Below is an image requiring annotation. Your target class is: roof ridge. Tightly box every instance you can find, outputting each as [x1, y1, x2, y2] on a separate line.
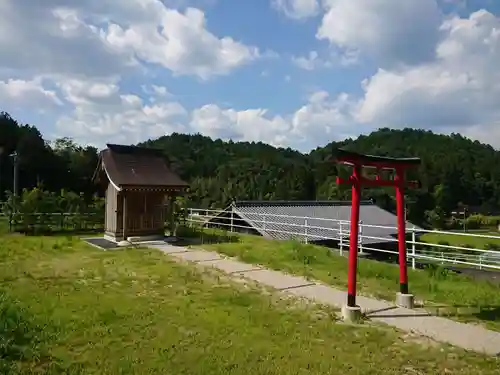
[106, 144, 165, 157]
[234, 200, 374, 207]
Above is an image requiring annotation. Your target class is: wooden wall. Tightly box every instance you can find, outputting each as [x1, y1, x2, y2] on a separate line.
[105, 186, 174, 240]
[105, 186, 118, 236]
[123, 191, 166, 237]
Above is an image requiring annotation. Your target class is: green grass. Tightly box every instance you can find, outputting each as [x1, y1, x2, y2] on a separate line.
[198, 231, 500, 332]
[421, 231, 500, 249]
[0, 216, 10, 234]
[1, 235, 499, 374]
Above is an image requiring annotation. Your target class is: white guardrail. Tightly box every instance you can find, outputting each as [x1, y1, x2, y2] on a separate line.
[185, 207, 500, 271]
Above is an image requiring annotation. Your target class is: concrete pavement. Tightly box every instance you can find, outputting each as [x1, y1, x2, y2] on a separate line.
[148, 242, 500, 356]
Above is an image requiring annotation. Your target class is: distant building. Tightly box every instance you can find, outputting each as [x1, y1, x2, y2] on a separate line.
[205, 200, 422, 249]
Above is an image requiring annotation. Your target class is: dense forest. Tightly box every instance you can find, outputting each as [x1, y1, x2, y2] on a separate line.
[2, 111, 500, 227]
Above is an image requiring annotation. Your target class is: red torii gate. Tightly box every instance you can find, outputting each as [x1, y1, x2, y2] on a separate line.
[333, 149, 421, 319]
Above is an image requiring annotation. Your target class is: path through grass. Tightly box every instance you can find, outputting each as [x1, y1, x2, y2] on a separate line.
[1, 234, 499, 374]
[199, 232, 500, 332]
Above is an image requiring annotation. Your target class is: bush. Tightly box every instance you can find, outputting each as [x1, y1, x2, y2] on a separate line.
[448, 217, 463, 230]
[460, 243, 477, 255]
[424, 263, 451, 280]
[484, 243, 500, 251]
[465, 214, 498, 229]
[425, 209, 446, 229]
[465, 215, 482, 229]
[1, 187, 104, 234]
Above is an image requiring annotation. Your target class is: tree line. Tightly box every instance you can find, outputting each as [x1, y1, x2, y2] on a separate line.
[2, 111, 500, 227]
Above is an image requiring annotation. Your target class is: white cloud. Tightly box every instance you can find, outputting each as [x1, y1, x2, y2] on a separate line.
[0, 0, 260, 80]
[102, 6, 260, 80]
[55, 80, 188, 145]
[0, 78, 62, 109]
[190, 104, 292, 147]
[292, 51, 332, 70]
[317, 0, 442, 67]
[272, 0, 319, 19]
[291, 91, 359, 146]
[151, 85, 170, 97]
[277, 8, 500, 149]
[3, 1, 500, 152]
[0, 0, 272, 146]
[57, 78, 121, 106]
[0, 2, 134, 79]
[354, 9, 500, 147]
[189, 90, 363, 150]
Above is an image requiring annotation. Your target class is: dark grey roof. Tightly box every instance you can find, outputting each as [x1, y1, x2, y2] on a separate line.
[218, 200, 421, 245]
[93, 144, 188, 190]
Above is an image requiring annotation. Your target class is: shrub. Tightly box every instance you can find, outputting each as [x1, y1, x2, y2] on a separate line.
[484, 243, 500, 251]
[424, 263, 451, 280]
[465, 215, 482, 229]
[1, 187, 104, 234]
[465, 214, 498, 229]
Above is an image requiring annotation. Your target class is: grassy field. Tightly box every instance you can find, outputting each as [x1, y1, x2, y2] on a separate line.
[421, 230, 500, 249]
[197, 230, 500, 332]
[0, 215, 9, 234]
[1, 235, 499, 374]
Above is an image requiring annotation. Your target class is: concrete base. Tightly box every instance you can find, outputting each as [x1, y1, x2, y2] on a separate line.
[104, 233, 120, 243]
[103, 234, 165, 244]
[396, 292, 415, 309]
[127, 234, 165, 243]
[342, 305, 362, 323]
[117, 240, 131, 247]
[104, 232, 165, 243]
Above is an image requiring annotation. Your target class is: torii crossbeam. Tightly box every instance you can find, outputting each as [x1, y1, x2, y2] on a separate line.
[333, 148, 421, 319]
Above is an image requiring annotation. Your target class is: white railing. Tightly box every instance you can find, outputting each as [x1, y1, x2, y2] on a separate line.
[184, 207, 500, 271]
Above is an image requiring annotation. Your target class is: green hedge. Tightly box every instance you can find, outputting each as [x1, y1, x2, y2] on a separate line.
[1, 188, 104, 234]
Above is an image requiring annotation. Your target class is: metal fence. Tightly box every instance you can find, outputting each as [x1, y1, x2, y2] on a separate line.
[0, 212, 104, 233]
[185, 207, 500, 271]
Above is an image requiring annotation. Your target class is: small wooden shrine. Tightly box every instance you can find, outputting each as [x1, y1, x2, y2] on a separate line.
[93, 144, 188, 242]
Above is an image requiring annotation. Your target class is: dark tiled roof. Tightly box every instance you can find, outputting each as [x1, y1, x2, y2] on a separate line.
[219, 200, 421, 245]
[95, 144, 188, 190]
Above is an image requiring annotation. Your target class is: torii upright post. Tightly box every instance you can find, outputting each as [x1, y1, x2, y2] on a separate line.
[334, 149, 420, 321]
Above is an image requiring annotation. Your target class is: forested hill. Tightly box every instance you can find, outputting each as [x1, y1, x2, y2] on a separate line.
[141, 128, 500, 225]
[309, 128, 500, 224]
[2, 111, 500, 225]
[139, 133, 316, 207]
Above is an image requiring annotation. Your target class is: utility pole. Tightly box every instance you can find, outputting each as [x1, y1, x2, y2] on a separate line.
[0, 146, 3, 202]
[463, 207, 467, 233]
[10, 151, 19, 210]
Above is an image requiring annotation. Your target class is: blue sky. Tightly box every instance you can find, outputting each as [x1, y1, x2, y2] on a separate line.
[1, 0, 500, 152]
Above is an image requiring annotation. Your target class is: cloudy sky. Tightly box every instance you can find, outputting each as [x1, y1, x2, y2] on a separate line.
[1, 0, 500, 151]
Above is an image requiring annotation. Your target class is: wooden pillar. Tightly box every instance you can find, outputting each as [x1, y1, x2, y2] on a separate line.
[168, 194, 176, 236]
[122, 192, 127, 241]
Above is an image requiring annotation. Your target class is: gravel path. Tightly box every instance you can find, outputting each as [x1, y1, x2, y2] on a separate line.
[147, 241, 500, 356]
